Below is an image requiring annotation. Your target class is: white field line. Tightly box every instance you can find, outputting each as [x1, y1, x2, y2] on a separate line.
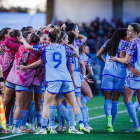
[0, 133, 25, 139]
[0, 102, 126, 140]
[88, 102, 124, 110]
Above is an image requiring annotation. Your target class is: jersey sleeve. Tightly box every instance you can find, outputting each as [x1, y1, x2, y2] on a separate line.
[33, 43, 48, 53]
[65, 45, 74, 57]
[126, 39, 139, 56]
[86, 57, 91, 67]
[75, 40, 83, 48]
[102, 39, 110, 48]
[4, 39, 20, 51]
[67, 57, 74, 65]
[120, 41, 128, 52]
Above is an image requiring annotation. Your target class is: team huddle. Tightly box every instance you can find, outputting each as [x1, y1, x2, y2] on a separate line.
[0, 22, 140, 135]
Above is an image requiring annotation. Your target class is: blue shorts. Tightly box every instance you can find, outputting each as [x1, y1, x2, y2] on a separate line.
[125, 79, 140, 90]
[5, 81, 28, 91]
[28, 83, 44, 94]
[34, 84, 43, 94]
[59, 92, 64, 99]
[46, 81, 74, 94]
[101, 75, 125, 92]
[75, 87, 82, 97]
[41, 81, 47, 91]
[27, 84, 34, 93]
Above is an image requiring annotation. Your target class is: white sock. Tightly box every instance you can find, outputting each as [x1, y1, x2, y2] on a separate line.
[30, 124, 35, 130]
[70, 126, 75, 129]
[20, 126, 26, 130]
[13, 127, 19, 132]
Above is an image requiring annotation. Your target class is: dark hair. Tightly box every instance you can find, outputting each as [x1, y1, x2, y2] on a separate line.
[37, 31, 46, 37]
[9, 30, 21, 38]
[57, 32, 67, 43]
[63, 22, 76, 33]
[67, 32, 75, 44]
[130, 23, 140, 34]
[104, 28, 127, 56]
[49, 26, 61, 43]
[29, 33, 40, 44]
[25, 26, 33, 31]
[22, 31, 31, 38]
[21, 27, 26, 33]
[0, 27, 11, 40]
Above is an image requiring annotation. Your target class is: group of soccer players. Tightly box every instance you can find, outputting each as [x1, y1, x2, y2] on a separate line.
[0, 21, 140, 135]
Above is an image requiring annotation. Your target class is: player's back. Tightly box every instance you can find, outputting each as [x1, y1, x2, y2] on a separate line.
[43, 43, 72, 82]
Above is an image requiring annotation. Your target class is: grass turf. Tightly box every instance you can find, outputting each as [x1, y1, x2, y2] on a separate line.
[1, 96, 140, 140]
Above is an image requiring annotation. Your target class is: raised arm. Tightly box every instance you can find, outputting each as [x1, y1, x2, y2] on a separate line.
[77, 34, 87, 44]
[20, 38, 33, 50]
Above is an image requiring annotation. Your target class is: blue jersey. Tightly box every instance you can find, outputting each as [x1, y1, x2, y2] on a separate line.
[102, 39, 128, 79]
[126, 38, 140, 81]
[68, 40, 82, 87]
[33, 43, 74, 82]
[78, 53, 91, 73]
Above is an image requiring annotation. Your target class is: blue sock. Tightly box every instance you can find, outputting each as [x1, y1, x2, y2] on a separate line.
[41, 117, 48, 130]
[20, 111, 29, 128]
[139, 109, 140, 126]
[57, 103, 69, 123]
[80, 106, 88, 127]
[81, 96, 90, 106]
[126, 102, 139, 128]
[75, 113, 83, 124]
[83, 106, 89, 125]
[9, 113, 13, 126]
[62, 117, 65, 126]
[57, 109, 62, 127]
[41, 99, 44, 110]
[13, 118, 20, 128]
[104, 99, 111, 116]
[67, 105, 74, 127]
[134, 101, 139, 112]
[36, 111, 42, 127]
[62, 100, 67, 107]
[49, 105, 56, 127]
[111, 101, 118, 126]
[29, 101, 36, 124]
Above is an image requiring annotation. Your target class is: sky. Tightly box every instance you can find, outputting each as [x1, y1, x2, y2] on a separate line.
[2, 0, 46, 11]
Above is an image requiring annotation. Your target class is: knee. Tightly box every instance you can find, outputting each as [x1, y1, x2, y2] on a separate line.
[3, 99, 9, 107]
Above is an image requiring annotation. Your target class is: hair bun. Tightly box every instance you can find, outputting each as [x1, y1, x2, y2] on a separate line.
[65, 22, 70, 27]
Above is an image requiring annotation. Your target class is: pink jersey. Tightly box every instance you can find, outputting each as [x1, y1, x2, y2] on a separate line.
[32, 54, 45, 86]
[7, 45, 38, 87]
[0, 37, 20, 79]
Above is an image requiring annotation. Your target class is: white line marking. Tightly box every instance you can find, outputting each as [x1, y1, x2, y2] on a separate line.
[88, 102, 124, 110]
[0, 104, 126, 139]
[0, 133, 25, 139]
[76, 109, 127, 123]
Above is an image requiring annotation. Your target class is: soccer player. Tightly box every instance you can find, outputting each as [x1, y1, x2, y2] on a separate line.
[96, 28, 129, 132]
[20, 26, 89, 134]
[110, 23, 140, 132]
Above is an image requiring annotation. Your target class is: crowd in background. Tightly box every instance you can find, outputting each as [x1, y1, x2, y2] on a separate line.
[56, 17, 140, 95]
